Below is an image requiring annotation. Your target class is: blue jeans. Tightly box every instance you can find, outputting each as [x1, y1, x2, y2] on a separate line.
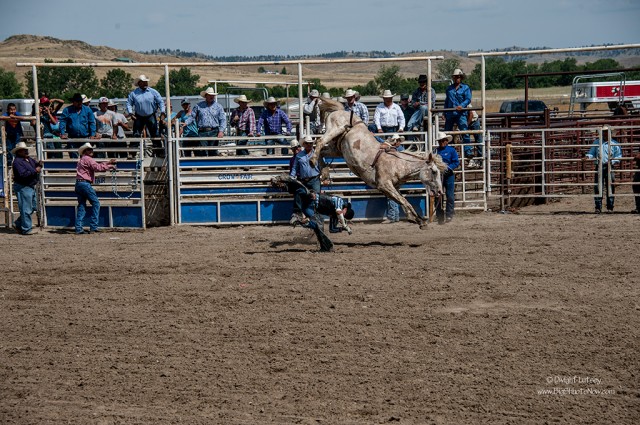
[75, 181, 101, 232]
[445, 113, 471, 158]
[66, 140, 83, 159]
[386, 199, 399, 221]
[436, 170, 455, 220]
[5, 134, 20, 164]
[236, 130, 250, 156]
[407, 104, 429, 130]
[197, 128, 219, 157]
[633, 171, 640, 212]
[368, 124, 399, 143]
[293, 176, 321, 214]
[45, 137, 63, 159]
[13, 183, 36, 233]
[594, 165, 615, 211]
[468, 119, 484, 158]
[266, 137, 288, 155]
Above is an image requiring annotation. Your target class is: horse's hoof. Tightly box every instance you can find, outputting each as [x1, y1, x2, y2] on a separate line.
[419, 223, 428, 230]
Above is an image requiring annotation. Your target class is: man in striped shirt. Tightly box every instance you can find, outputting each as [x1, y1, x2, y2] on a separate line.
[342, 89, 369, 124]
[186, 87, 227, 157]
[230, 95, 256, 156]
[257, 97, 292, 155]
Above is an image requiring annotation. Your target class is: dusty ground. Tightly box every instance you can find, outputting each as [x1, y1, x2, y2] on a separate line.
[1, 196, 639, 424]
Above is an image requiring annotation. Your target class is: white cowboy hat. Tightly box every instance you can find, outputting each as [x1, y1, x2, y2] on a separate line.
[200, 87, 218, 97]
[436, 131, 453, 142]
[302, 135, 314, 144]
[234, 95, 251, 104]
[290, 139, 301, 148]
[81, 94, 91, 104]
[344, 89, 357, 98]
[321, 92, 331, 99]
[11, 141, 29, 155]
[107, 100, 117, 107]
[309, 89, 320, 98]
[380, 89, 395, 98]
[263, 96, 278, 107]
[388, 133, 405, 143]
[78, 142, 95, 155]
[452, 68, 465, 77]
[134, 74, 150, 84]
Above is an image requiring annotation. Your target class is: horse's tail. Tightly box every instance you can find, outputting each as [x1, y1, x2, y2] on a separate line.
[320, 98, 344, 114]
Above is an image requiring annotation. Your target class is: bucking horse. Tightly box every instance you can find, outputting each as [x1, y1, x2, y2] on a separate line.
[310, 98, 446, 228]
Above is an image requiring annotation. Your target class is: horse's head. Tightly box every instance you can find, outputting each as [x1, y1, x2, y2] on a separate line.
[420, 153, 445, 196]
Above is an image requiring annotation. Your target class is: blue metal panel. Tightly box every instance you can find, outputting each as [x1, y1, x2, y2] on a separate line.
[180, 182, 424, 196]
[45, 161, 139, 171]
[45, 191, 141, 199]
[352, 197, 388, 220]
[181, 202, 218, 223]
[111, 207, 143, 228]
[45, 206, 75, 227]
[406, 196, 427, 217]
[260, 200, 294, 222]
[219, 202, 258, 222]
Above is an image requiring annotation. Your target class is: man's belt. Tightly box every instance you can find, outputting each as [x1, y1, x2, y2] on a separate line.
[198, 127, 218, 133]
[76, 179, 91, 183]
[301, 175, 319, 183]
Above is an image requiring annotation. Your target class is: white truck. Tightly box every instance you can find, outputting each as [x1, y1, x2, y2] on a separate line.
[570, 74, 640, 115]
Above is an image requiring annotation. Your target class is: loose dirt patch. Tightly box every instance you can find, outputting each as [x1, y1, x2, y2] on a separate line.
[1, 197, 639, 424]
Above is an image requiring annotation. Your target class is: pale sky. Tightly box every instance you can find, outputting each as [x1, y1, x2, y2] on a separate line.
[0, 0, 638, 57]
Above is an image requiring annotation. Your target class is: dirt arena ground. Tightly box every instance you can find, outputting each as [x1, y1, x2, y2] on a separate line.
[1, 196, 639, 424]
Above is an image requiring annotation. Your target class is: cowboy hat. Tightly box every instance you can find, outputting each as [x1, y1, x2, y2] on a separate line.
[388, 133, 405, 143]
[81, 94, 91, 104]
[290, 139, 301, 148]
[11, 141, 29, 155]
[234, 94, 251, 104]
[180, 97, 190, 105]
[70, 93, 84, 103]
[302, 135, 314, 144]
[380, 89, 395, 98]
[417, 74, 428, 83]
[263, 96, 278, 107]
[134, 74, 150, 84]
[321, 92, 331, 99]
[308, 89, 320, 98]
[436, 131, 453, 142]
[200, 87, 218, 97]
[452, 69, 465, 77]
[78, 142, 95, 155]
[344, 89, 357, 98]
[107, 100, 117, 107]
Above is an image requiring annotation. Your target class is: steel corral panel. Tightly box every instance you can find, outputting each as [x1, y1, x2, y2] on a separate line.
[111, 207, 144, 228]
[181, 202, 218, 223]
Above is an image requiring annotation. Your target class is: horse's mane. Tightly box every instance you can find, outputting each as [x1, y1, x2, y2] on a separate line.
[431, 153, 447, 172]
[319, 97, 345, 114]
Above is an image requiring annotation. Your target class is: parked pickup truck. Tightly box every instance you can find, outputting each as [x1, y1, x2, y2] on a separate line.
[499, 100, 548, 113]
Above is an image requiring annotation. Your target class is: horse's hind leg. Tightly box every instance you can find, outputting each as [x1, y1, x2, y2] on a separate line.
[378, 183, 426, 228]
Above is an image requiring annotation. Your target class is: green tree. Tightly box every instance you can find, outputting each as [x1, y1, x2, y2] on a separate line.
[281, 67, 287, 75]
[25, 59, 99, 100]
[99, 68, 132, 98]
[258, 66, 266, 73]
[154, 67, 202, 96]
[436, 58, 460, 80]
[373, 65, 403, 94]
[0, 69, 23, 98]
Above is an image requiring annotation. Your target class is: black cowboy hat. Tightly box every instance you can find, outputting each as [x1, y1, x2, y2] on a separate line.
[417, 74, 428, 83]
[70, 93, 83, 102]
[344, 202, 354, 220]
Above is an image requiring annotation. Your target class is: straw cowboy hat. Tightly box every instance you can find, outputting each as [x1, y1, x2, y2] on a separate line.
[452, 69, 465, 78]
[234, 95, 251, 104]
[302, 135, 314, 144]
[380, 89, 395, 98]
[436, 131, 453, 142]
[263, 96, 278, 107]
[290, 139, 301, 148]
[308, 89, 320, 98]
[107, 100, 117, 107]
[344, 89, 357, 98]
[81, 94, 91, 104]
[11, 141, 29, 155]
[134, 74, 150, 84]
[200, 87, 218, 97]
[388, 133, 405, 143]
[321, 92, 331, 99]
[78, 143, 95, 155]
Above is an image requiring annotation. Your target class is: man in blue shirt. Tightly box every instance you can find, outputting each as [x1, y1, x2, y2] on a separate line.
[126, 74, 165, 154]
[59, 93, 97, 159]
[11, 141, 42, 235]
[185, 87, 227, 157]
[407, 74, 437, 132]
[582, 125, 623, 213]
[257, 97, 292, 155]
[434, 131, 460, 224]
[290, 136, 321, 223]
[444, 69, 473, 160]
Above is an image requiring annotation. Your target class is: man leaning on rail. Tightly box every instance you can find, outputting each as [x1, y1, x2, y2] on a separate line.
[582, 125, 622, 214]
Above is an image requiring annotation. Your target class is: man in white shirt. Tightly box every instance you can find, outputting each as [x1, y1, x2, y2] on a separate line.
[370, 90, 405, 142]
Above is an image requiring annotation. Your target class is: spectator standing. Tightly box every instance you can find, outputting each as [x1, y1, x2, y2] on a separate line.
[582, 125, 622, 213]
[257, 97, 292, 155]
[434, 131, 460, 224]
[343, 89, 369, 124]
[126, 74, 165, 152]
[173, 98, 198, 156]
[39, 96, 63, 159]
[371, 90, 405, 140]
[107, 101, 130, 140]
[290, 135, 321, 223]
[466, 104, 483, 168]
[59, 93, 96, 159]
[632, 153, 640, 214]
[303, 89, 322, 134]
[230, 95, 256, 156]
[11, 142, 42, 235]
[185, 87, 226, 157]
[399, 94, 415, 131]
[407, 74, 437, 132]
[74, 143, 116, 234]
[1, 103, 34, 164]
[94, 97, 118, 157]
[444, 69, 472, 160]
